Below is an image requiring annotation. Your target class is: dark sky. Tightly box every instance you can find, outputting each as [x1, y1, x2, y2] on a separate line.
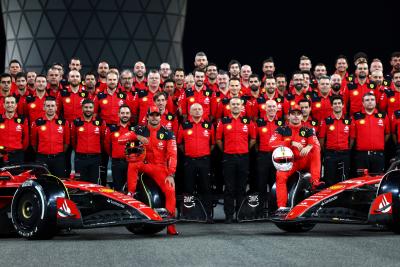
[1, 1, 396, 74]
[182, 0, 396, 76]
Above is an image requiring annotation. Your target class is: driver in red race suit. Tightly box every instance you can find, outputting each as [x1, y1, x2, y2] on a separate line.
[118, 105, 178, 235]
[269, 104, 324, 212]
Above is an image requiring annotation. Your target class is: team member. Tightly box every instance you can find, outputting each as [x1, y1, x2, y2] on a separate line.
[310, 75, 333, 122]
[0, 96, 29, 165]
[216, 97, 257, 223]
[71, 99, 106, 183]
[104, 105, 134, 191]
[180, 69, 214, 121]
[95, 70, 128, 125]
[255, 100, 284, 199]
[351, 93, 390, 174]
[177, 103, 215, 222]
[31, 96, 70, 177]
[299, 99, 319, 135]
[319, 96, 354, 185]
[269, 104, 323, 212]
[152, 92, 178, 136]
[118, 106, 178, 235]
[59, 70, 88, 122]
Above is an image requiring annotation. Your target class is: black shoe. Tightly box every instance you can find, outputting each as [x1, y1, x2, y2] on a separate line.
[225, 216, 233, 224]
[206, 217, 214, 224]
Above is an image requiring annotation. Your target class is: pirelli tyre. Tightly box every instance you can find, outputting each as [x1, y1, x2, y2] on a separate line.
[11, 176, 66, 239]
[126, 224, 166, 235]
[274, 222, 316, 233]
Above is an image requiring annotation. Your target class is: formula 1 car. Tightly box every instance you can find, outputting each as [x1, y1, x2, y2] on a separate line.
[0, 164, 175, 239]
[237, 160, 400, 234]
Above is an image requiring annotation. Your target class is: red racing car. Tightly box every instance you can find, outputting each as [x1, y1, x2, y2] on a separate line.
[0, 164, 175, 239]
[237, 160, 400, 233]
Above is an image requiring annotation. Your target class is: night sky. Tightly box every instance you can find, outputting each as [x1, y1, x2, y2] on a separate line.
[182, 0, 396, 76]
[1, 1, 397, 75]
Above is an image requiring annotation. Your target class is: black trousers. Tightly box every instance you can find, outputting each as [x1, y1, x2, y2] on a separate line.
[354, 151, 385, 174]
[323, 150, 350, 186]
[256, 151, 275, 199]
[183, 156, 212, 215]
[111, 158, 128, 191]
[7, 150, 25, 165]
[75, 153, 101, 184]
[36, 152, 66, 178]
[65, 146, 73, 177]
[222, 153, 249, 217]
[100, 151, 109, 186]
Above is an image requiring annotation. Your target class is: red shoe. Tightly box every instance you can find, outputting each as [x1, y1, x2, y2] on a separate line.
[167, 225, 179, 235]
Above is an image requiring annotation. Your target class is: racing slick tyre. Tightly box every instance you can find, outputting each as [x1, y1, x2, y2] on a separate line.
[274, 222, 316, 233]
[126, 174, 166, 235]
[11, 175, 67, 239]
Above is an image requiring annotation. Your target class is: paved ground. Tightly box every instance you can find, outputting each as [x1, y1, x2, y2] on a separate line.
[1, 222, 400, 267]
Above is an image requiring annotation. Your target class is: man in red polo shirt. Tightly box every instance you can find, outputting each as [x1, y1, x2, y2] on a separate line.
[132, 61, 147, 90]
[319, 96, 354, 185]
[269, 104, 323, 211]
[177, 103, 215, 222]
[71, 99, 106, 183]
[95, 70, 128, 125]
[180, 69, 214, 122]
[216, 97, 256, 223]
[104, 105, 134, 191]
[0, 95, 29, 165]
[31, 96, 70, 177]
[255, 100, 284, 200]
[96, 61, 109, 92]
[350, 93, 390, 174]
[310, 75, 333, 122]
[205, 63, 219, 92]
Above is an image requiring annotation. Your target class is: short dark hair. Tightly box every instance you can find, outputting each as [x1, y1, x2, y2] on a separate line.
[153, 91, 168, 102]
[249, 74, 260, 80]
[35, 74, 47, 80]
[292, 70, 304, 78]
[193, 68, 205, 75]
[8, 59, 22, 67]
[163, 79, 175, 86]
[330, 95, 343, 105]
[45, 96, 57, 102]
[0, 73, 12, 80]
[119, 104, 131, 112]
[84, 71, 97, 79]
[229, 77, 241, 83]
[174, 68, 185, 75]
[275, 73, 287, 80]
[15, 72, 27, 80]
[391, 51, 400, 60]
[362, 92, 375, 101]
[206, 63, 218, 70]
[228, 59, 241, 70]
[298, 99, 311, 106]
[82, 99, 94, 106]
[262, 57, 274, 65]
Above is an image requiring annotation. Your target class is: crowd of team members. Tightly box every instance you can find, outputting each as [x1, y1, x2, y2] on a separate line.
[1, 51, 400, 223]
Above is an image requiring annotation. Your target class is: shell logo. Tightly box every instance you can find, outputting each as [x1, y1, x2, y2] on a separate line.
[261, 104, 266, 110]
[316, 103, 321, 108]
[262, 127, 267, 133]
[226, 105, 230, 110]
[65, 98, 71, 103]
[359, 119, 365, 125]
[290, 101, 295, 106]
[187, 129, 193, 135]
[142, 97, 148, 102]
[0, 124, 5, 129]
[114, 132, 120, 137]
[353, 91, 359, 96]
[329, 185, 345, 190]
[226, 125, 232, 130]
[329, 125, 335, 131]
[189, 97, 195, 103]
[40, 126, 47, 131]
[390, 98, 395, 103]
[79, 127, 84, 132]
[30, 103, 36, 109]
[102, 99, 108, 104]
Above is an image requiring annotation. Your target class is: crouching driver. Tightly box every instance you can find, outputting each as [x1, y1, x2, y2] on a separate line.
[118, 106, 178, 235]
[269, 104, 324, 213]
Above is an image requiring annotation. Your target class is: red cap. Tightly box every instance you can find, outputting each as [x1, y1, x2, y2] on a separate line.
[147, 105, 160, 115]
[289, 104, 302, 114]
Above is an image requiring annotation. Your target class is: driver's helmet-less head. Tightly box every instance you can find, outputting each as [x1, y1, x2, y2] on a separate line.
[272, 146, 294, 171]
